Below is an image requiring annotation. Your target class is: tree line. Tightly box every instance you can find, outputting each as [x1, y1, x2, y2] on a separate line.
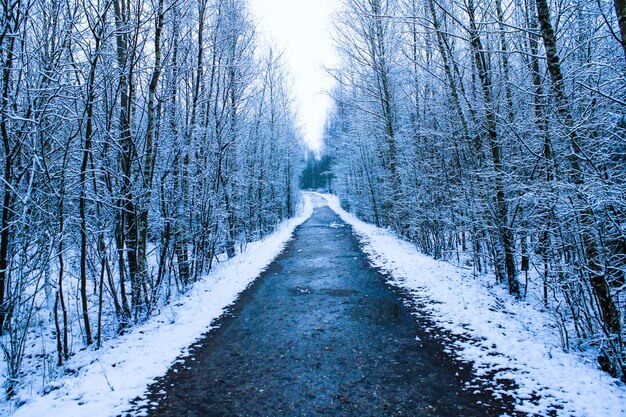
[325, 0, 626, 380]
[0, 0, 303, 395]
[300, 152, 333, 192]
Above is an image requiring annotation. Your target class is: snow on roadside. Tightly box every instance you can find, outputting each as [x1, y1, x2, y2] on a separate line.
[3, 194, 314, 417]
[320, 193, 626, 417]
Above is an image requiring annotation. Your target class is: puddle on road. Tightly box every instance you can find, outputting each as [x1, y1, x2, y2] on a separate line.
[321, 288, 359, 297]
[351, 297, 402, 322]
[289, 287, 361, 297]
[267, 262, 284, 274]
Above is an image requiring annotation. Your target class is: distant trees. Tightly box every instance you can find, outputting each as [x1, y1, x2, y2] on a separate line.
[0, 0, 303, 395]
[300, 153, 333, 191]
[327, 0, 626, 380]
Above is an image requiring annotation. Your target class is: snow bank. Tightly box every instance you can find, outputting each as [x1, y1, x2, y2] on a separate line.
[321, 193, 626, 417]
[3, 194, 314, 417]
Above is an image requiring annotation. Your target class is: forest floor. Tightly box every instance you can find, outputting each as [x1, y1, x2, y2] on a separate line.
[127, 196, 515, 417]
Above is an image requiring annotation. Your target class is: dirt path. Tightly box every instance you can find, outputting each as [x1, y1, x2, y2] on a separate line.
[130, 200, 517, 416]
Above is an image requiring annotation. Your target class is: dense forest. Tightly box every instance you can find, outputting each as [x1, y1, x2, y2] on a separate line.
[325, 0, 626, 380]
[0, 0, 303, 394]
[299, 152, 333, 191]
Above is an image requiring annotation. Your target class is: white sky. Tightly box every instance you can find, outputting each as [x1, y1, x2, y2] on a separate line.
[250, 0, 339, 151]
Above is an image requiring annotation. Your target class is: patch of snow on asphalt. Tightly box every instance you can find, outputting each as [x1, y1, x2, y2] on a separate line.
[5, 194, 313, 417]
[321, 193, 626, 417]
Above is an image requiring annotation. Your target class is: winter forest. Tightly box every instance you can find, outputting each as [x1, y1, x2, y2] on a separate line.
[0, 0, 625, 415]
[325, 0, 626, 381]
[0, 0, 302, 396]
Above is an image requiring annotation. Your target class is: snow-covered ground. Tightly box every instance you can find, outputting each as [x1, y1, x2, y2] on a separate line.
[319, 192, 626, 416]
[1, 195, 314, 417]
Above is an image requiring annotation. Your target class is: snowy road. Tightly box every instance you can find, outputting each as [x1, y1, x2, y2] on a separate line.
[130, 198, 516, 416]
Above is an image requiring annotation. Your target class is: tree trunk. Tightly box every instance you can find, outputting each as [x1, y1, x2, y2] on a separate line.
[0, 7, 18, 334]
[614, 0, 626, 61]
[466, 0, 519, 297]
[78, 11, 105, 347]
[113, 0, 144, 319]
[535, 0, 620, 334]
[370, 0, 405, 229]
[137, 0, 165, 308]
[495, 0, 514, 122]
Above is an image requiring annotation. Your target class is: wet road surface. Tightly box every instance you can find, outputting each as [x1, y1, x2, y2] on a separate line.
[131, 199, 516, 416]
